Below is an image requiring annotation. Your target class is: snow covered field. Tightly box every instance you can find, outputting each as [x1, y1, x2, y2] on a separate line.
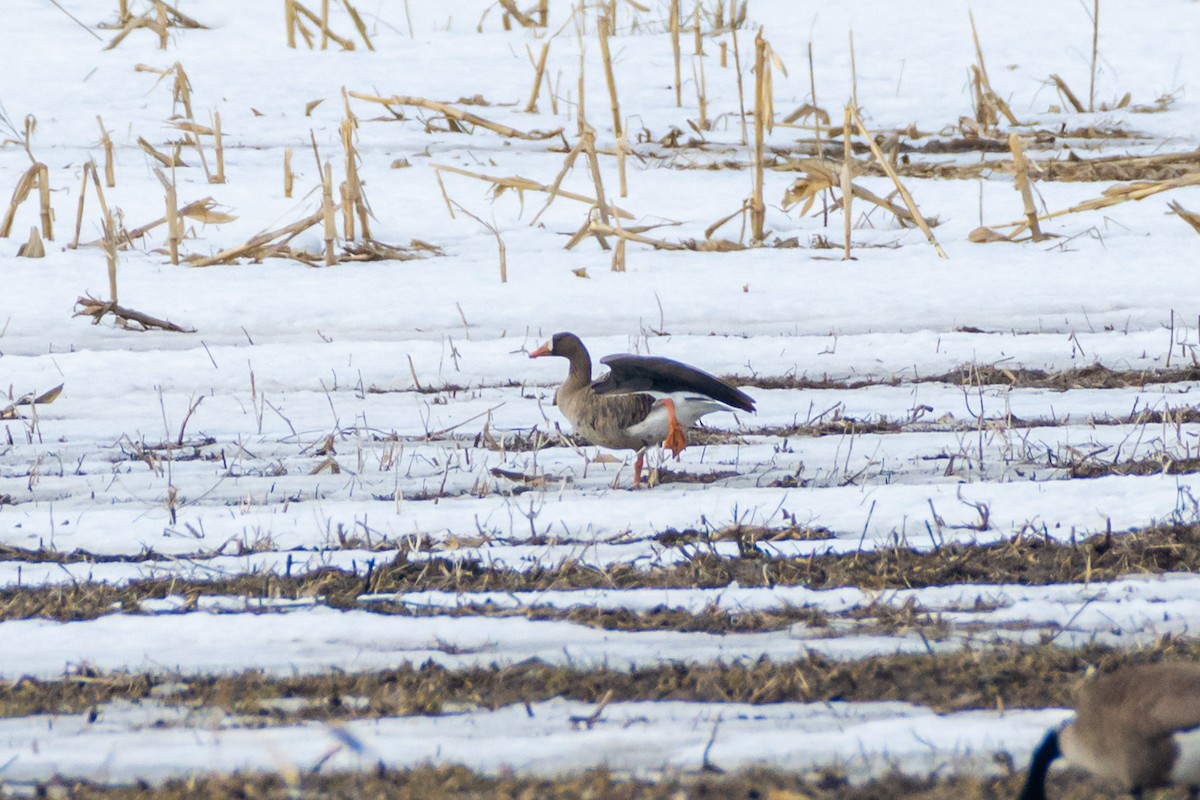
[3, 0, 1200, 795]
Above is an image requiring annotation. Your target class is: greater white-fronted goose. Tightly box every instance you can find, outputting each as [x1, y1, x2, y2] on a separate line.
[1019, 662, 1200, 800]
[529, 332, 754, 485]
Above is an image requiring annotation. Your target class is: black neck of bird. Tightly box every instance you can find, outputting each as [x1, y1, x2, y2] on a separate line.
[1018, 731, 1061, 800]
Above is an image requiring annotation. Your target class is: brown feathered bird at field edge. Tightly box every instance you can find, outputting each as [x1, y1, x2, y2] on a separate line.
[1019, 661, 1200, 800]
[529, 332, 754, 486]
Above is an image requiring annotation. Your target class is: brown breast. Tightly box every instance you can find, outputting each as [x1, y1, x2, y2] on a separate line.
[557, 382, 657, 451]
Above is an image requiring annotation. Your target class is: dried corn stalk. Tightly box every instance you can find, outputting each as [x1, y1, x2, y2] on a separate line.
[84, 197, 233, 250]
[104, 12, 168, 50]
[1049, 74, 1086, 113]
[670, 0, 682, 106]
[498, 0, 537, 28]
[1169, 201, 1200, 236]
[137, 136, 187, 168]
[525, 42, 551, 113]
[840, 105, 852, 260]
[968, 11, 1018, 128]
[1008, 133, 1045, 241]
[749, 30, 767, 242]
[849, 106, 946, 258]
[598, 13, 622, 138]
[348, 92, 564, 141]
[186, 206, 329, 267]
[97, 117, 115, 187]
[0, 163, 52, 241]
[0, 385, 64, 421]
[284, 0, 371, 50]
[339, 87, 371, 241]
[432, 163, 633, 219]
[589, 222, 745, 252]
[781, 160, 927, 229]
[992, 172, 1200, 236]
[17, 226, 44, 258]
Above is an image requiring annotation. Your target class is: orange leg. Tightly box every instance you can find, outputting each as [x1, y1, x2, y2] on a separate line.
[633, 451, 644, 486]
[661, 398, 688, 459]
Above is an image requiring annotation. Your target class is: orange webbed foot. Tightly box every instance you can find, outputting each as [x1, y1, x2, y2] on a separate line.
[664, 425, 687, 459]
[661, 398, 687, 459]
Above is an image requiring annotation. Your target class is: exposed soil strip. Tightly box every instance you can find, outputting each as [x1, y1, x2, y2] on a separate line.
[1068, 453, 1200, 479]
[359, 364, 1200, 400]
[696, 405, 1200, 443]
[735, 363, 1200, 392]
[3, 642, 1197, 726]
[1, 523, 1198, 620]
[7, 764, 1128, 800]
[0, 523, 834, 570]
[276, 401, 1200, 462]
[361, 593, 953, 640]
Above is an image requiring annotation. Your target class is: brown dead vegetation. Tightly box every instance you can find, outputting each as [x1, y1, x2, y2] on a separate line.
[651, 467, 743, 485]
[369, 362, 1200, 400]
[12, 764, 1129, 800]
[351, 92, 564, 142]
[0, 567, 983, 641]
[6, 10, 1196, 798]
[730, 402, 1200, 445]
[4, 523, 1200, 622]
[284, 0, 373, 51]
[181, 204, 439, 267]
[559, 603, 830, 633]
[367, 595, 949, 641]
[768, 137, 1200, 188]
[1069, 452, 1200, 479]
[74, 295, 194, 332]
[654, 524, 836, 547]
[735, 362, 1200, 392]
[7, 642, 1200, 731]
[101, 0, 206, 51]
[355, 601, 835, 636]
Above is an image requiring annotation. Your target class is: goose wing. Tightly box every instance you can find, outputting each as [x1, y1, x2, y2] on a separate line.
[593, 354, 755, 413]
[1078, 663, 1200, 736]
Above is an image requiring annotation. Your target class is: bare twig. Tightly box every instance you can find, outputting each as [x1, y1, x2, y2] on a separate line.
[74, 295, 194, 333]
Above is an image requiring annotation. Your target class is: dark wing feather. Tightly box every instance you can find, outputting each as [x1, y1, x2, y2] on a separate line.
[594, 354, 755, 412]
[590, 362, 655, 395]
